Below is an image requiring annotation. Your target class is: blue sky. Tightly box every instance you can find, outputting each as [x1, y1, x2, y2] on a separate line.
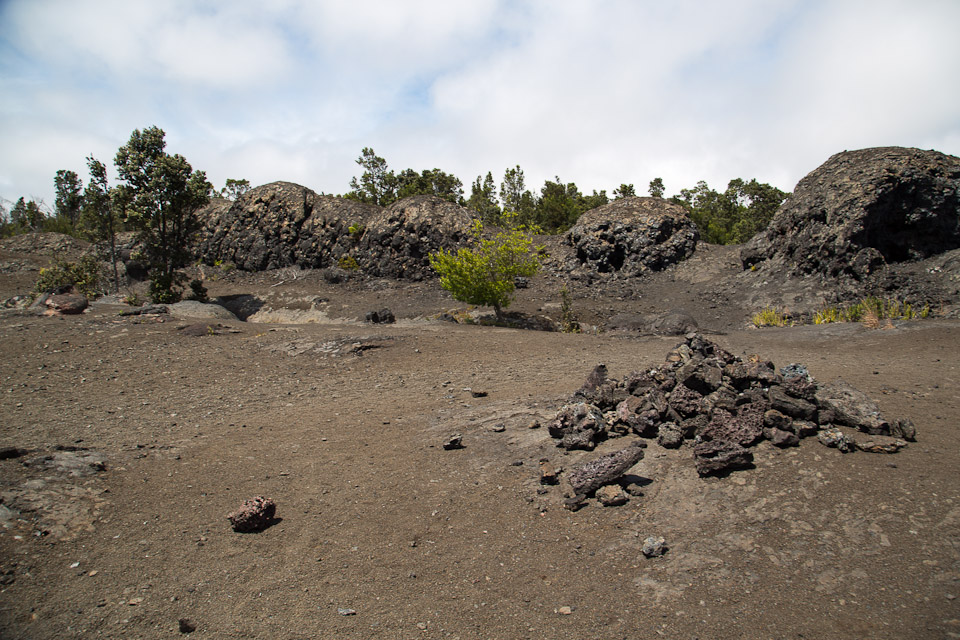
[1, 0, 958, 210]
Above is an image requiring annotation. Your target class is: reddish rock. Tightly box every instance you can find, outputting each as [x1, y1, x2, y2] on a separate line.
[45, 294, 88, 314]
[227, 496, 277, 532]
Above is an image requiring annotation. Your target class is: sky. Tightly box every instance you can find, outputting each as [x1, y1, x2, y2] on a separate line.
[1, 0, 959, 210]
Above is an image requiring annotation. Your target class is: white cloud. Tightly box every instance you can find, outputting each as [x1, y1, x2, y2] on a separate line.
[1, 0, 957, 206]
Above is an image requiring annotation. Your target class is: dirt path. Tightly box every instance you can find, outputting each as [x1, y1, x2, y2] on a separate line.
[1, 297, 958, 638]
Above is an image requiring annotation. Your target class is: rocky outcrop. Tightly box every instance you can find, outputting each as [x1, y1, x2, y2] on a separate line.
[356, 195, 473, 280]
[742, 147, 960, 281]
[565, 197, 699, 276]
[197, 185, 472, 280]
[197, 182, 380, 272]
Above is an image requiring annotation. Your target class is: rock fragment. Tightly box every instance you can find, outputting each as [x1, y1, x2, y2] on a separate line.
[596, 484, 629, 506]
[641, 536, 668, 558]
[566, 443, 646, 497]
[227, 496, 277, 533]
[442, 434, 464, 450]
[693, 440, 753, 476]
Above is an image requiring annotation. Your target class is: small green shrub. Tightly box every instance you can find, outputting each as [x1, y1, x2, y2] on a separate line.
[429, 215, 542, 319]
[751, 306, 790, 327]
[124, 293, 142, 306]
[34, 254, 103, 299]
[814, 297, 932, 325]
[559, 285, 581, 333]
[338, 255, 360, 271]
[347, 223, 365, 242]
[149, 272, 183, 304]
[185, 279, 209, 303]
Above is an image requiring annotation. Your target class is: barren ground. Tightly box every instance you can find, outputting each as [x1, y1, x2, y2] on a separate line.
[1, 241, 959, 639]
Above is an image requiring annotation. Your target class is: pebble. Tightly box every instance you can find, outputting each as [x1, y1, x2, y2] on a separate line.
[642, 536, 668, 558]
[337, 607, 357, 616]
[557, 606, 573, 615]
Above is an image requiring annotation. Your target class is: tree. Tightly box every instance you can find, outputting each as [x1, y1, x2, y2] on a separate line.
[395, 168, 464, 204]
[499, 165, 526, 214]
[536, 177, 583, 233]
[675, 178, 788, 244]
[220, 178, 251, 201]
[466, 172, 501, 224]
[54, 170, 84, 229]
[114, 126, 211, 303]
[613, 184, 636, 199]
[80, 156, 123, 293]
[648, 178, 665, 198]
[348, 147, 397, 206]
[428, 214, 542, 319]
[10, 197, 44, 232]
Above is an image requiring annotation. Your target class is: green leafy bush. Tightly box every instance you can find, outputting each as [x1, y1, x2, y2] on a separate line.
[338, 255, 360, 271]
[34, 255, 103, 299]
[751, 306, 790, 327]
[429, 216, 542, 319]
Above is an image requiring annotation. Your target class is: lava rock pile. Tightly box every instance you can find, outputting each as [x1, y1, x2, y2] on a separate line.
[547, 333, 916, 477]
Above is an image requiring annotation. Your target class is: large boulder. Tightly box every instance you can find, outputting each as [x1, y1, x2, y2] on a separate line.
[565, 197, 699, 276]
[357, 195, 473, 280]
[741, 147, 960, 281]
[197, 182, 380, 271]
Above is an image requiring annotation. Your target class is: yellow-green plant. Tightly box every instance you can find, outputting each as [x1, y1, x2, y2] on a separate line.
[429, 214, 542, 319]
[338, 255, 360, 271]
[751, 306, 790, 327]
[559, 285, 581, 333]
[814, 297, 931, 325]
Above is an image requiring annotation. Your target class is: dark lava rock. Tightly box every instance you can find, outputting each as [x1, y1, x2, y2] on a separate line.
[641, 536, 668, 558]
[565, 197, 699, 276]
[227, 496, 277, 533]
[815, 379, 889, 435]
[547, 403, 606, 450]
[693, 439, 753, 476]
[817, 428, 855, 453]
[357, 195, 473, 280]
[566, 443, 646, 496]
[442, 434, 464, 450]
[742, 147, 960, 280]
[767, 386, 817, 421]
[45, 293, 88, 314]
[365, 308, 396, 324]
[656, 422, 684, 449]
[764, 427, 800, 448]
[699, 404, 765, 448]
[198, 182, 380, 272]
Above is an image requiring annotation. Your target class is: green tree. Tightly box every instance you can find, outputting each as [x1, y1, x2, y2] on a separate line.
[348, 147, 397, 206]
[396, 168, 464, 204]
[499, 165, 527, 214]
[466, 172, 501, 224]
[536, 177, 583, 233]
[80, 156, 123, 293]
[428, 214, 542, 319]
[114, 126, 212, 303]
[54, 170, 84, 229]
[613, 184, 636, 199]
[10, 197, 44, 232]
[581, 189, 609, 212]
[648, 177, 665, 198]
[220, 178, 251, 201]
[675, 178, 788, 244]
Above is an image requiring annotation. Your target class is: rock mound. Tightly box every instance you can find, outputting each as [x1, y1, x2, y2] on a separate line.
[742, 147, 960, 280]
[356, 195, 473, 280]
[564, 197, 699, 276]
[197, 182, 380, 271]
[546, 333, 915, 477]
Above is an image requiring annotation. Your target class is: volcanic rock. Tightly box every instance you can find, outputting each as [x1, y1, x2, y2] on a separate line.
[815, 379, 889, 434]
[226, 496, 277, 532]
[566, 443, 646, 497]
[197, 182, 380, 271]
[44, 293, 88, 314]
[565, 197, 699, 275]
[741, 147, 960, 281]
[547, 403, 607, 450]
[357, 195, 473, 280]
[693, 440, 753, 476]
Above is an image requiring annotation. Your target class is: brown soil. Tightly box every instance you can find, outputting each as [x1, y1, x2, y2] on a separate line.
[1, 242, 959, 639]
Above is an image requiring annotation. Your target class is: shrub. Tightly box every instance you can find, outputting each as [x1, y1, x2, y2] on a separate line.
[559, 285, 581, 333]
[34, 254, 103, 299]
[185, 279, 209, 303]
[338, 255, 360, 271]
[751, 306, 790, 327]
[429, 216, 542, 319]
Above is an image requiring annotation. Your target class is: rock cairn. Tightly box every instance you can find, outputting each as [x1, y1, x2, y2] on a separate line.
[547, 333, 915, 477]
